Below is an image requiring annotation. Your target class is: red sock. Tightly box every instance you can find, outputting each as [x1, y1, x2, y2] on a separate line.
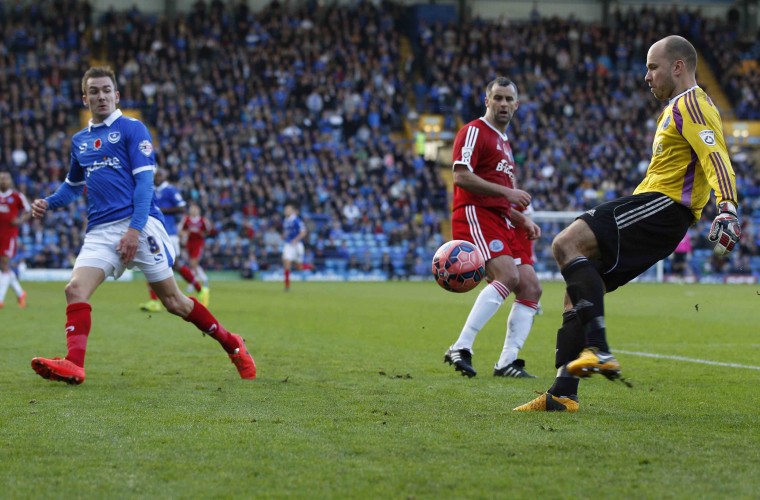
[179, 265, 202, 292]
[64, 303, 93, 367]
[183, 297, 236, 353]
[149, 288, 158, 300]
[284, 269, 290, 289]
[515, 299, 539, 310]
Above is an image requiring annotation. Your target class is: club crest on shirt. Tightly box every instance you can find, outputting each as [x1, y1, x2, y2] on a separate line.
[139, 140, 154, 156]
[698, 129, 715, 146]
[108, 131, 121, 144]
[489, 239, 504, 252]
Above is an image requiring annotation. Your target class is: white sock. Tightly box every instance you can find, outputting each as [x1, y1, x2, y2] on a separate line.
[0, 271, 11, 303]
[452, 281, 510, 352]
[496, 299, 539, 369]
[9, 270, 23, 297]
[196, 266, 208, 286]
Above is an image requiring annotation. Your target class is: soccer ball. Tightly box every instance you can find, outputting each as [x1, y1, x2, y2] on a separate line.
[431, 240, 486, 293]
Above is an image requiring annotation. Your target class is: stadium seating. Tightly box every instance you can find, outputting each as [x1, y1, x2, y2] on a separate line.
[0, 1, 757, 279]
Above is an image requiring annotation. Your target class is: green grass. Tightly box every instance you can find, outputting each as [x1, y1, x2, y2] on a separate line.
[1, 280, 758, 498]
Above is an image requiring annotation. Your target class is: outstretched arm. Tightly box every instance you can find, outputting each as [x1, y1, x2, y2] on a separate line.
[32, 182, 85, 219]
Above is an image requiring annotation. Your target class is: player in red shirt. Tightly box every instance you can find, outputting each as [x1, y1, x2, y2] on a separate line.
[443, 77, 541, 378]
[180, 203, 211, 302]
[0, 171, 31, 309]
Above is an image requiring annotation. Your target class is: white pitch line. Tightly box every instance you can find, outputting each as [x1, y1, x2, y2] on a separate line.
[615, 350, 760, 371]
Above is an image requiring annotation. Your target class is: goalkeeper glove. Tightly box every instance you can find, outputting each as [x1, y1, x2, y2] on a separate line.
[708, 201, 741, 256]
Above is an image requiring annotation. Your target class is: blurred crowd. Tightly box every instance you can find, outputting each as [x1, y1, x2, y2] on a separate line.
[414, 5, 759, 276]
[0, 0, 757, 279]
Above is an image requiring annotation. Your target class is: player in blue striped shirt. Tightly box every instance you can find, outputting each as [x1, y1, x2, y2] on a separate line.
[29, 66, 256, 384]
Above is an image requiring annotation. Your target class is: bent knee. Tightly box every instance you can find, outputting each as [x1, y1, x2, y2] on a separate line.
[162, 294, 193, 317]
[519, 281, 542, 301]
[493, 271, 519, 292]
[64, 280, 86, 302]
[551, 233, 571, 264]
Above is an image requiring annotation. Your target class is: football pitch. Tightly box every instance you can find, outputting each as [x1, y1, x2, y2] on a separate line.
[1, 279, 758, 498]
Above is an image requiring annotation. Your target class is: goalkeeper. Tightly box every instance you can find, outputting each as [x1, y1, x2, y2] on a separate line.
[515, 35, 740, 412]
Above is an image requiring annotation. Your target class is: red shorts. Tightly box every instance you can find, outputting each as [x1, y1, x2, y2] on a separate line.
[0, 235, 18, 259]
[186, 240, 205, 260]
[452, 205, 532, 266]
[510, 225, 535, 266]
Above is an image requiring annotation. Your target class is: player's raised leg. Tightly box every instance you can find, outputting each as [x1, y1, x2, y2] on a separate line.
[151, 276, 256, 379]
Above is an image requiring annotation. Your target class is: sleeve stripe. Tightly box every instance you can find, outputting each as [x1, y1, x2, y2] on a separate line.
[716, 153, 735, 201]
[133, 165, 156, 175]
[693, 93, 707, 125]
[65, 178, 86, 187]
[710, 152, 734, 201]
[684, 91, 706, 125]
[465, 125, 479, 149]
[681, 94, 697, 123]
[673, 100, 684, 134]
[709, 153, 728, 199]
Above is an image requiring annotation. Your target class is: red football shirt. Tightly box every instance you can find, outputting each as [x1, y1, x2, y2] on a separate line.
[181, 215, 210, 245]
[451, 117, 517, 215]
[0, 189, 30, 239]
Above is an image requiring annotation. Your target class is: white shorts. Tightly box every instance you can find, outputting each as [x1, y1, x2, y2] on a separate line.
[169, 234, 180, 257]
[75, 217, 176, 282]
[282, 241, 304, 263]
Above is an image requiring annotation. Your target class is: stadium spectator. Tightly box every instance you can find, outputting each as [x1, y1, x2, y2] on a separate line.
[515, 36, 740, 412]
[443, 77, 539, 379]
[1, 1, 756, 281]
[29, 66, 256, 385]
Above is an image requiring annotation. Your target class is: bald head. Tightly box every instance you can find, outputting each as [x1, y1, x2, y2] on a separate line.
[645, 35, 698, 101]
[660, 35, 697, 73]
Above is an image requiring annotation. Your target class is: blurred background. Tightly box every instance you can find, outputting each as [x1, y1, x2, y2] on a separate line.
[1, 0, 758, 284]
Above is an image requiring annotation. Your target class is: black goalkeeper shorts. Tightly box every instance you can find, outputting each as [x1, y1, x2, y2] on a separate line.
[578, 192, 693, 292]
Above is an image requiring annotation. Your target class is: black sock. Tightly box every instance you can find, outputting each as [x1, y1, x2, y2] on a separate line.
[555, 309, 585, 368]
[561, 257, 608, 352]
[548, 377, 579, 399]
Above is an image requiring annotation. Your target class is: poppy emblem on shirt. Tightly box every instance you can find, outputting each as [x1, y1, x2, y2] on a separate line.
[108, 131, 121, 144]
[94, 138, 102, 150]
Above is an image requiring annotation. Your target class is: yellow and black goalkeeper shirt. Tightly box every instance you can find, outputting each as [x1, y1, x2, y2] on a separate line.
[634, 86, 737, 221]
